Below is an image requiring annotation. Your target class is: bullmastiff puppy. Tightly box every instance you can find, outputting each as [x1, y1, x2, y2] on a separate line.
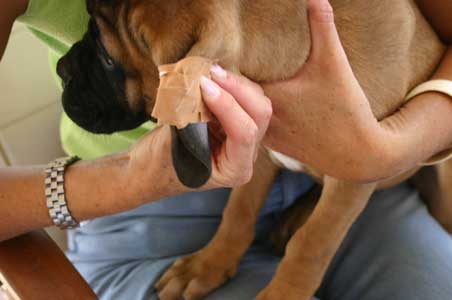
[57, 0, 451, 299]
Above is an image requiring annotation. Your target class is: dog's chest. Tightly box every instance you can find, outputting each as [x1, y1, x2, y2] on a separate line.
[268, 149, 305, 173]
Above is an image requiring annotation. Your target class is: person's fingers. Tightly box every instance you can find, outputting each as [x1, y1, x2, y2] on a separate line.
[209, 65, 273, 139]
[307, 0, 348, 63]
[200, 76, 258, 177]
[201, 76, 259, 144]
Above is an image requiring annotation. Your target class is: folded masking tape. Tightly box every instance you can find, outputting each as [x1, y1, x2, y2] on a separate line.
[152, 56, 215, 129]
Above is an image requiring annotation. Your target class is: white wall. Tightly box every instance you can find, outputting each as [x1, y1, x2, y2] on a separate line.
[0, 24, 64, 165]
[0, 24, 67, 250]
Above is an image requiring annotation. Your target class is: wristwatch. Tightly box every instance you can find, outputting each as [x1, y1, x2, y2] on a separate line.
[44, 156, 80, 229]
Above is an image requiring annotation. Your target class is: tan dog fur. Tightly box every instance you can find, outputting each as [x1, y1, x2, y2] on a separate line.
[89, 0, 448, 299]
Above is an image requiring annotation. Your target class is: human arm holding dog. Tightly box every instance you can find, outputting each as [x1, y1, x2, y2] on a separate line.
[0, 72, 271, 242]
[1, 0, 450, 240]
[258, 0, 452, 182]
[0, 0, 272, 241]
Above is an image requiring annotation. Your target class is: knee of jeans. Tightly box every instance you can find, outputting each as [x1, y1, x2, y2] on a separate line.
[321, 188, 452, 300]
[331, 185, 451, 270]
[352, 185, 429, 235]
[354, 186, 452, 265]
[73, 258, 176, 300]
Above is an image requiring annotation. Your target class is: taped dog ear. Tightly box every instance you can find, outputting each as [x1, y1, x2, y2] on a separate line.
[171, 124, 212, 188]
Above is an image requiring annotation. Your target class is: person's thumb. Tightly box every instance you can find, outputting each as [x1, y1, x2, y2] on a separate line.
[308, 0, 347, 63]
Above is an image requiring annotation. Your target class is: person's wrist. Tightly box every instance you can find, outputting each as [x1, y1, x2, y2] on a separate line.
[361, 123, 400, 181]
[377, 87, 452, 178]
[336, 101, 402, 183]
[124, 126, 190, 204]
[326, 120, 396, 183]
[62, 152, 134, 221]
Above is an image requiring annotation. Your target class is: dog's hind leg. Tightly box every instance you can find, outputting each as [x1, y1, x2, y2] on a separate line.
[414, 160, 452, 233]
[430, 160, 452, 233]
[257, 177, 376, 300]
[271, 185, 321, 255]
[156, 148, 279, 300]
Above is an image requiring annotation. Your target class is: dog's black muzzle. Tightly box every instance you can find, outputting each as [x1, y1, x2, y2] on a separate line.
[57, 22, 148, 135]
[58, 19, 212, 188]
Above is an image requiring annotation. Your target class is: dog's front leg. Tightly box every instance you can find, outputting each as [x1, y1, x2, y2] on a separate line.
[156, 148, 279, 300]
[257, 177, 377, 300]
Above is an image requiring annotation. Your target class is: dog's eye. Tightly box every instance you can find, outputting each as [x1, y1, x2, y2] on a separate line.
[95, 39, 115, 71]
[102, 55, 115, 70]
[97, 46, 115, 71]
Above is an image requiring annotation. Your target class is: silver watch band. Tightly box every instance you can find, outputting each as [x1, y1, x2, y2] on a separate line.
[45, 156, 80, 229]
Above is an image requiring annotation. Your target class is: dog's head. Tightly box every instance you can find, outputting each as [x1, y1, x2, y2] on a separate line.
[58, 0, 215, 187]
[57, 0, 205, 134]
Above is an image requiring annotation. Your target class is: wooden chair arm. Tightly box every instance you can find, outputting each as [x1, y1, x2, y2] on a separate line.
[0, 230, 97, 300]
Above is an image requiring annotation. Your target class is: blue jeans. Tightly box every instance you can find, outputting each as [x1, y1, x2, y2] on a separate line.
[67, 171, 452, 299]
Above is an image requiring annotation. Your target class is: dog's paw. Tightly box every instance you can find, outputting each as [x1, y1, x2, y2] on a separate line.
[155, 251, 239, 300]
[256, 278, 313, 300]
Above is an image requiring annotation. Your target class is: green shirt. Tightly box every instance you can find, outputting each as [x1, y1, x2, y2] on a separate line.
[18, 0, 154, 160]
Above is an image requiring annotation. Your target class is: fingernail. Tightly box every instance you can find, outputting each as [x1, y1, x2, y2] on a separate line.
[200, 76, 221, 99]
[210, 64, 227, 80]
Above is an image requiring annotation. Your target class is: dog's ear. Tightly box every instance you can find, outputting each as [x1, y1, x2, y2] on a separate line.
[86, 0, 116, 16]
[171, 124, 212, 188]
[86, 0, 96, 14]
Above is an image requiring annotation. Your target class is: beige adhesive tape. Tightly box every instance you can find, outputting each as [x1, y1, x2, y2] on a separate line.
[152, 56, 215, 129]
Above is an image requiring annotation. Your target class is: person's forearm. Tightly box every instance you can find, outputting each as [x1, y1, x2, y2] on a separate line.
[309, 47, 452, 182]
[262, 0, 452, 183]
[0, 154, 131, 241]
[376, 47, 452, 178]
[0, 138, 187, 242]
[0, 62, 272, 242]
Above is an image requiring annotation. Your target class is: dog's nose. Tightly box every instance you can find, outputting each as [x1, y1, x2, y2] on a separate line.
[56, 56, 72, 86]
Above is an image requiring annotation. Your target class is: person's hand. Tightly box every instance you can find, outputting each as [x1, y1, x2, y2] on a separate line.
[126, 66, 272, 202]
[201, 66, 273, 187]
[262, 0, 388, 181]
